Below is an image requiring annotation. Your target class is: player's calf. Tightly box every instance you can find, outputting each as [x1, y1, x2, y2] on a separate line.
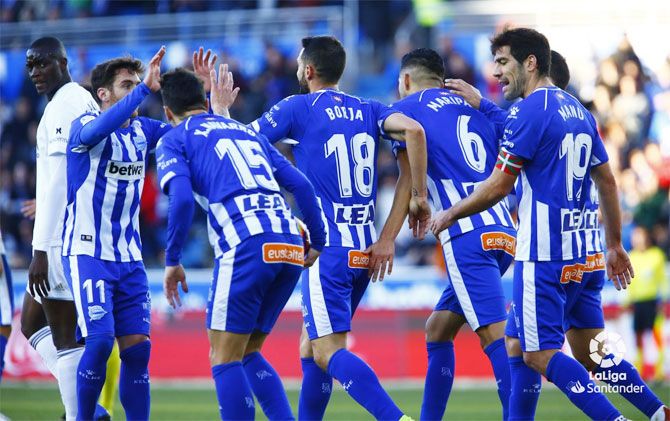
[118, 337, 151, 421]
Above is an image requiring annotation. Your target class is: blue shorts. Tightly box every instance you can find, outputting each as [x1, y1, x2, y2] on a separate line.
[302, 246, 370, 340]
[207, 232, 303, 334]
[0, 253, 14, 326]
[437, 226, 515, 331]
[505, 253, 606, 339]
[62, 255, 150, 338]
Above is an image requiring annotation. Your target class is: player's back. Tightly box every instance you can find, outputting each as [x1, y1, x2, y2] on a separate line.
[392, 88, 515, 241]
[252, 90, 394, 249]
[158, 113, 300, 257]
[501, 87, 607, 261]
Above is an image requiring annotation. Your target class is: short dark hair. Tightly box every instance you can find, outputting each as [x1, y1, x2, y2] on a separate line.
[400, 48, 445, 80]
[160, 68, 207, 116]
[29, 36, 66, 58]
[91, 57, 144, 94]
[550, 50, 570, 90]
[490, 28, 551, 76]
[301, 36, 346, 84]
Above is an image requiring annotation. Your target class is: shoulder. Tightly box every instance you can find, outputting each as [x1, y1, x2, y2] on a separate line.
[72, 112, 99, 129]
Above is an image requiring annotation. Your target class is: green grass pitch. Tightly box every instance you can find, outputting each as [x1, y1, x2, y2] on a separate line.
[1, 382, 668, 420]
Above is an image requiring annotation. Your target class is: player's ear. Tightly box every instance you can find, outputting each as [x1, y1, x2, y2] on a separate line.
[97, 87, 109, 104]
[305, 63, 315, 81]
[525, 54, 538, 72]
[403, 72, 411, 92]
[163, 105, 175, 125]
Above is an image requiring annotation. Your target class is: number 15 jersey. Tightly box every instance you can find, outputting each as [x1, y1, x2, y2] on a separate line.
[251, 90, 396, 249]
[500, 87, 609, 262]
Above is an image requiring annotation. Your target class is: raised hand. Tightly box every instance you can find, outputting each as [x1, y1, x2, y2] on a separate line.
[192, 47, 217, 93]
[144, 46, 166, 92]
[606, 245, 634, 291]
[210, 63, 240, 118]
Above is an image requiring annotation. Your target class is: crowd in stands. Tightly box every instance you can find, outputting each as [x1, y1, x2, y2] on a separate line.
[1, 7, 668, 270]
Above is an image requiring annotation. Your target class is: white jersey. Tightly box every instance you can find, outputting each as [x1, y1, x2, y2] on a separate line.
[33, 82, 98, 251]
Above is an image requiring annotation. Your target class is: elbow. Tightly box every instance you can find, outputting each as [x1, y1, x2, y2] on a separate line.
[405, 120, 426, 144]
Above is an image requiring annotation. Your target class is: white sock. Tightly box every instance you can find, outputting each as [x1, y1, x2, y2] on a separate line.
[28, 326, 59, 378]
[651, 405, 667, 421]
[57, 347, 84, 421]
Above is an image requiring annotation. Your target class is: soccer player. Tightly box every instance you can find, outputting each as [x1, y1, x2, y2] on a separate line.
[371, 48, 515, 420]
[158, 66, 326, 420]
[23, 36, 102, 421]
[62, 47, 169, 420]
[228, 36, 430, 420]
[0, 229, 13, 383]
[431, 27, 634, 420]
[449, 51, 669, 421]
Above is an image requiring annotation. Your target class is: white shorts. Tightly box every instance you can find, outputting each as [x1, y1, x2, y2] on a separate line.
[0, 253, 14, 325]
[27, 246, 73, 302]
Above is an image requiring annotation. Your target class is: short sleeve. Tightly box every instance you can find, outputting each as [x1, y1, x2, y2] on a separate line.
[147, 119, 171, 152]
[68, 113, 98, 151]
[499, 101, 544, 161]
[259, 134, 292, 174]
[384, 99, 412, 156]
[250, 95, 304, 143]
[370, 100, 399, 138]
[156, 132, 191, 193]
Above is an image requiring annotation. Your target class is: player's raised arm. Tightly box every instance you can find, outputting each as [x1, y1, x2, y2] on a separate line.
[590, 162, 634, 290]
[209, 63, 240, 119]
[192, 47, 217, 93]
[73, 46, 165, 147]
[382, 112, 430, 237]
[365, 150, 412, 282]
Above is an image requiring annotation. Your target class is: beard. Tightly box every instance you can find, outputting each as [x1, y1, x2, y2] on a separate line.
[298, 75, 309, 94]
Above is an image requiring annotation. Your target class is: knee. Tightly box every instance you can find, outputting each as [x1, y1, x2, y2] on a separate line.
[299, 332, 313, 358]
[522, 351, 553, 374]
[120, 340, 151, 367]
[312, 346, 335, 372]
[20, 313, 43, 340]
[572, 352, 598, 372]
[85, 334, 115, 362]
[505, 336, 522, 357]
[475, 322, 505, 349]
[425, 313, 456, 343]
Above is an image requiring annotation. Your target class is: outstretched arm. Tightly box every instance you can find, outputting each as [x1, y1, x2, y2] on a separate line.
[163, 175, 194, 308]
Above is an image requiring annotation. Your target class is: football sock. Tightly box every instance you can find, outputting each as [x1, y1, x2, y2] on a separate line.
[546, 352, 621, 420]
[508, 356, 541, 420]
[0, 335, 7, 383]
[484, 338, 511, 421]
[327, 349, 403, 420]
[595, 356, 664, 418]
[212, 362, 255, 420]
[298, 357, 332, 421]
[99, 340, 121, 416]
[242, 352, 293, 420]
[119, 341, 151, 421]
[57, 347, 84, 421]
[28, 326, 59, 378]
[77, 334, 114, 420]
[420, 341, 455, 421]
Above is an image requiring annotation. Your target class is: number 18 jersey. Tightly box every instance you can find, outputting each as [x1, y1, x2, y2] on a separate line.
[500, 87, 609, 261]
[251, 90, 396, 249]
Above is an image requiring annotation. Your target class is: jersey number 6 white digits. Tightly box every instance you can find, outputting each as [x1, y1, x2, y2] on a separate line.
[215, 138, 280, 191]
[82, 279, 105, 303]
[560, 133, 592, 200]
[457, 115, 487, 173]
[325, 133, 375, 198]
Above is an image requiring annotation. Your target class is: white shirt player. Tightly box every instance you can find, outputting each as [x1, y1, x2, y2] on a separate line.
[33, 82, 99, 251]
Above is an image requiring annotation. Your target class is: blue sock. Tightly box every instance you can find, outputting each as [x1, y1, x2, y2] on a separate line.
[0, 335, 7, 383]
[212, 362, 255, 420]
[242, 352, 293, 420]
[77, 334, 114, 421]
[595, 356, 664, 418]
[484, 339, 511, 421]
[508, 356, 541, 421]
[299, 357, 332, 421]
[546, 352, 621, 420]
[327, 349, 403, 420]
[420, 341, 454, 421]
[119, 341, 151, 421]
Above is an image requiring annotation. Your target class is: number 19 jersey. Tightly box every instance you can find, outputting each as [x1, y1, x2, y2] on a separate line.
[251, 90, 396, 249]
[500, 87, 609, 261]
[390, 88, 515, 243]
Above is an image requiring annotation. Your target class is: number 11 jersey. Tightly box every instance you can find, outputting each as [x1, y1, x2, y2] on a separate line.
[251, 90, 396, 249]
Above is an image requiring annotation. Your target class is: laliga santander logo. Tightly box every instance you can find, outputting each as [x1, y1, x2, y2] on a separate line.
[589, 331, 626, 368]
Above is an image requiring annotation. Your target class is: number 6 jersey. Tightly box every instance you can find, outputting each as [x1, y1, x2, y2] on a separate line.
[251, 90, 397, 249]
[498, 87, 608, 262]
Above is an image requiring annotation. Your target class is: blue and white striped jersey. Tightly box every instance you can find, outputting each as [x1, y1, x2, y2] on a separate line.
[250, 89, 396, 250]
[63, 88, 170, 262]
[156, 114, 302, 258]
[501, 87, 608, 262]
[390, 88, 515, 243]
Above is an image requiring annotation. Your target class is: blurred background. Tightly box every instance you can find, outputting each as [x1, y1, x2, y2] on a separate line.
[0, 0, 668, 399]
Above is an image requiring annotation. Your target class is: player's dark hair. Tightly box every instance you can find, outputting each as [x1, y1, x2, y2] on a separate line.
[301, 36, 346, 84]
[29, 36, 66, 58]
[160, 68, 207, 116]
[550, 50, 570, 90]
[400, 48, 445, 80]
[91, 57, 144, 94]
[490, 28, 551, 76]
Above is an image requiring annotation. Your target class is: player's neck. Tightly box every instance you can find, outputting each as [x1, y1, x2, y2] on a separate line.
[523, 75, 554, 98]
[408, 82, 441, 96]
[172, 109, 207, 125]
[46, 75, 72, 101]
[309, 81, 338, 93]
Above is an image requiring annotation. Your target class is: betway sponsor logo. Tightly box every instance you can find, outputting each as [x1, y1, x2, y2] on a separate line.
[105, 160, 145, 181]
